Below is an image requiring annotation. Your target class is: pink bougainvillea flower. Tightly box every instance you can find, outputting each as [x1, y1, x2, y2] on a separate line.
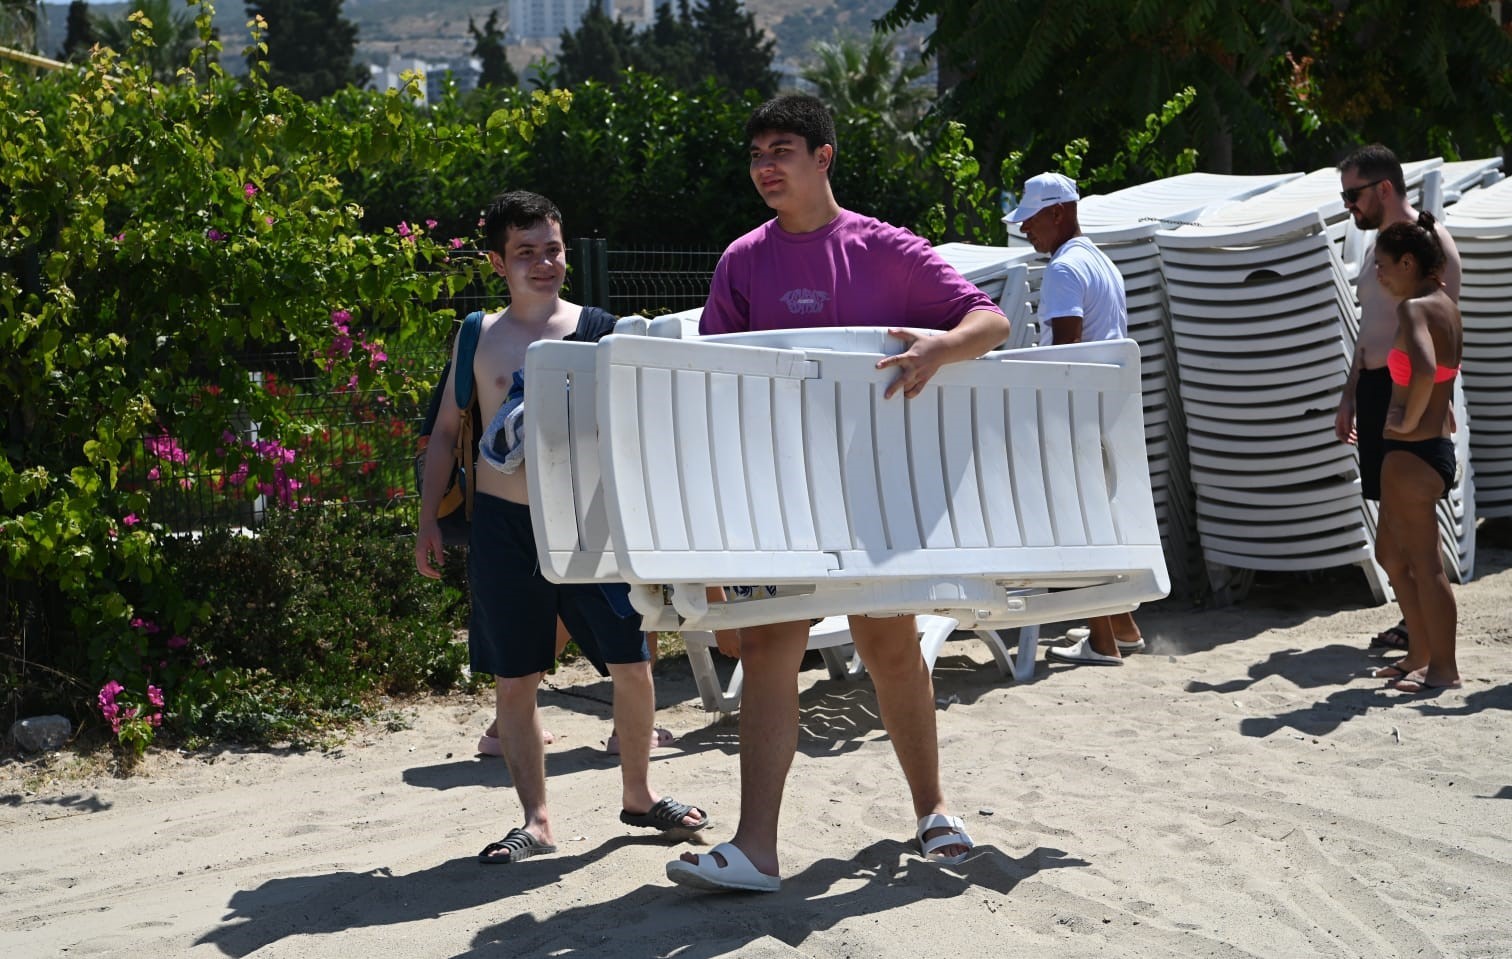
[396, 221, 412, 237]
[122, 514, 139, 527]
[147, 467, 161, 481]
[145, 432, 189, 464]
[243, 182, 258, 198]
[113, 232, 126, 243]
[207, 228, 227, 242]
[450, 237, 464, 249]
[425, 219, 438, 229]
[147, 685, 164, 707]
[330, 309, 352, 326]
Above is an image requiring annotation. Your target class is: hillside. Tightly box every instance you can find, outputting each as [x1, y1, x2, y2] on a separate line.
[40, 0, 932, 72]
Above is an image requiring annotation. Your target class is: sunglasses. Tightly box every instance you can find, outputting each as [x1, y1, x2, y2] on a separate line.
[1340, 178, 1386, 205]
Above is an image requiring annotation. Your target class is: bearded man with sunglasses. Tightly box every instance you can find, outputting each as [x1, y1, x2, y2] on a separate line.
[1333, 144, 1462, 653]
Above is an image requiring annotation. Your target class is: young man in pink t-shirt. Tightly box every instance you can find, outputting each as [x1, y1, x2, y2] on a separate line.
[667, 95, 1011, 893]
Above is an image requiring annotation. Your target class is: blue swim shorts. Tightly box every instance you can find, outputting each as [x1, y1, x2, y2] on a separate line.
[467, 493, 648, 679]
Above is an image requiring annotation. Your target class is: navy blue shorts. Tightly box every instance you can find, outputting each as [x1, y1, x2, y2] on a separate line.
[1356, 367, 1391, 501]
[467, 493, 647, 679]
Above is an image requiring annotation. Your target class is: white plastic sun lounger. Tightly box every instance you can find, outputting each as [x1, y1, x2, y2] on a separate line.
[542, 315, 1043, 701]
[526, 329, 1168, 644]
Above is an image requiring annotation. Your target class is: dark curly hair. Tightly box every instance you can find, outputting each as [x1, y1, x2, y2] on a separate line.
[1376, 212, 1445, 278]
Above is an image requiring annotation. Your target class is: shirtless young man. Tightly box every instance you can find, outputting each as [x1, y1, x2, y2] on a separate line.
[416, 191, 707, 864]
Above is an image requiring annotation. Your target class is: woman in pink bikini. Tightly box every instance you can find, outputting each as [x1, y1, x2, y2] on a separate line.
[1371, 214, 1463, 694]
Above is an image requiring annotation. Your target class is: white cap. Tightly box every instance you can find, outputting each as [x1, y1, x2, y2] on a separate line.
[1004, 172, 1080, 222]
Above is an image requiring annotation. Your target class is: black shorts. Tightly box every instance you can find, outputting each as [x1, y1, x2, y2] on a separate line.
[1382, 436, 1456, 500]
[467, 493, 647, 679]
[1355, 366, 1392, 501]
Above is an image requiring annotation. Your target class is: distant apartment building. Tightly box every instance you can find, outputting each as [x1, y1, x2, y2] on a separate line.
[507, 0, 620, 42]
[369, 57, 483, 106]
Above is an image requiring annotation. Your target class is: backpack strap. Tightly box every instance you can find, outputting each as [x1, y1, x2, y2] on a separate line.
[571, 305, 618, 343]
[453, 311, 485, 407]
[453, 311, 485, 520]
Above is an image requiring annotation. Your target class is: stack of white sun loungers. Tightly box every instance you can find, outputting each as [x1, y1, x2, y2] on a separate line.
[1420, 158, 1503, 571]
[1443, 175, 1512, 519]
[1006, 172, 1303, 599]
[524, 325, 1169, 711]
[1154, 205, 1392, 601]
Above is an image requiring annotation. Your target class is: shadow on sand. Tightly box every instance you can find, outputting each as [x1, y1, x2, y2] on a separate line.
[196, 837, 1085, 958]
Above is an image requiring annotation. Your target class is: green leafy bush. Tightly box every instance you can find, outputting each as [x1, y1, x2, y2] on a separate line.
[163, 508, 472, 745]
[0, 1, 561, 753]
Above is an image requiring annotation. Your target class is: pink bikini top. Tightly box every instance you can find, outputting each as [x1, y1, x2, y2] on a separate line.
[1387, 347, 1459, 387]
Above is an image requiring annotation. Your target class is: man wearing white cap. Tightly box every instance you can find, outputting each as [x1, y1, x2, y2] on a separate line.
[1006, 172, 1146, 664]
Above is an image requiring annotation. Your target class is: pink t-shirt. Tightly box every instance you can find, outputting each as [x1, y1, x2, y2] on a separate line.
[700, 210, 1002, 334]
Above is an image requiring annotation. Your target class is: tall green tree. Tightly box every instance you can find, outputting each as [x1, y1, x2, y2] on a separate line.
[880, 0, 1305, 182]
[693, 0, 776, 98]
[245, 0, 365, 100]
[93, 0, 212, 82]
[554, 0, 776, 97]
[556, 0, 636, 87]
[468, 10, 516, 88]
[634, 0, 700, 89]
[803, 32, 930, 139]
[1299, 2, 1512, 165]
[59, 0, 99, 61]
[880, 0, 1512, 185]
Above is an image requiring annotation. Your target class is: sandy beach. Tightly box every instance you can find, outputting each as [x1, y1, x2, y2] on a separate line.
[4, 527, 1511, 959]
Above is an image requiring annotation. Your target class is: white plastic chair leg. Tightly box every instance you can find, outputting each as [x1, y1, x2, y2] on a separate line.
[916, 615, 961, 672]
[971, 625, 1038, 681]
[680, 631, 741, 716]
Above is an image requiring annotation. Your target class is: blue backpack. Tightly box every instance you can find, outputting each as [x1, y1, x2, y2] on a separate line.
[415, 311, 484, 548]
